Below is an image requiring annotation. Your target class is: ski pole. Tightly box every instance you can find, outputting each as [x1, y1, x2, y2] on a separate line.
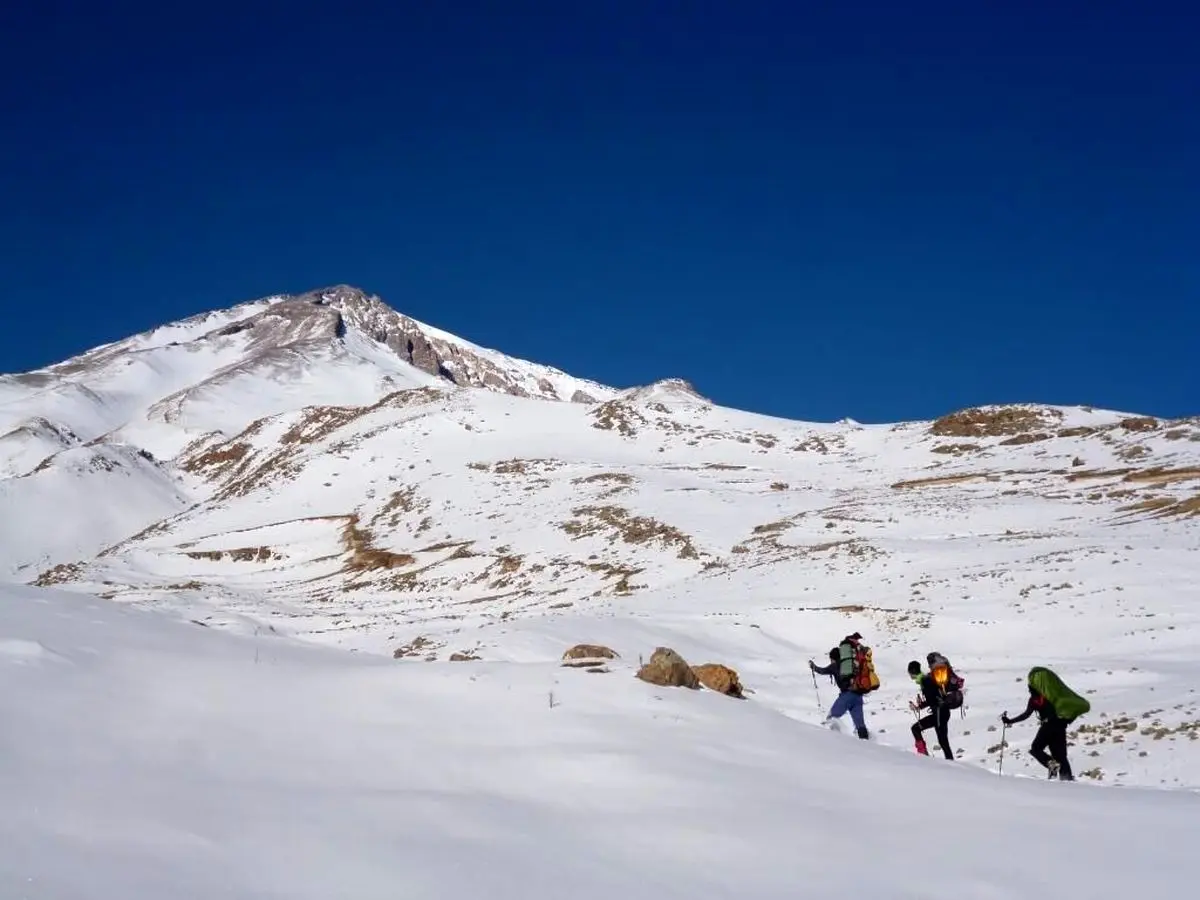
[811, 667, 823, 710]
[998, 719, 1008, 776]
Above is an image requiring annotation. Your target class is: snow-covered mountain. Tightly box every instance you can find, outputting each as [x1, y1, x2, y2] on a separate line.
[2, 284, 1199, 803]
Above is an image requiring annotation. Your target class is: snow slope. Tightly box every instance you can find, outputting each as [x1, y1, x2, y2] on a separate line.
[1, 582, 1196, 900]
[1, 284, 1199, 810]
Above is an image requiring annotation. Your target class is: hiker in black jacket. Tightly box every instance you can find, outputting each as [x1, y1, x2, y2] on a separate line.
[908, 659, 955, 759]
[1002, 686, 1075, 781]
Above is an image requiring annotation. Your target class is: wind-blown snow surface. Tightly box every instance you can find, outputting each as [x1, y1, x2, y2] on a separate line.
[2, 283, 1199, 841]
[0, 582, 1195, 899]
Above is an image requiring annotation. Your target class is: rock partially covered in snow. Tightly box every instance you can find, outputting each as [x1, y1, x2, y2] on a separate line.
[635, 646, 699, 688]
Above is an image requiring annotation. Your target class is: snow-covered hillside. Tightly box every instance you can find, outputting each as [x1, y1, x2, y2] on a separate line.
[1, 284, 1198, 811]
[0, 582, 1195, 898]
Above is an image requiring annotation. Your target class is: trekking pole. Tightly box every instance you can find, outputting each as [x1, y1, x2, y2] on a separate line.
[998, 719, 1008, 776]
[811, 668, 823, 710]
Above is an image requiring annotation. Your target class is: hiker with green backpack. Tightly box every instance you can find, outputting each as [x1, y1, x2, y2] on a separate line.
[1001, 666, 1090, 781]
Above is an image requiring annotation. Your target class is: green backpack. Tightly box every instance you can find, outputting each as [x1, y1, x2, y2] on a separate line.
[1028, 666, 1090, 720]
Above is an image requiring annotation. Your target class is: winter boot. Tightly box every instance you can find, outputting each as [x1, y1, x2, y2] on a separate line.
[856, 726, 870, 740]
[914, 738, 929, 755]
[1047, 760, 1061, 780]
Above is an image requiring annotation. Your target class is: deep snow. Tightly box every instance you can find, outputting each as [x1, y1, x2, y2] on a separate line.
[0, 583, 1195, 900]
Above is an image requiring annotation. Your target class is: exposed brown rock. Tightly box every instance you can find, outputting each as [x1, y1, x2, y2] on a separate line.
[692, 663, 745, 698]
[562, 643, 620, 664]
[999, 432, 1051, 446]
[1119, 416, 1159, 432]
[635, 647, 699, 689]
[930, 405, 1062, 438]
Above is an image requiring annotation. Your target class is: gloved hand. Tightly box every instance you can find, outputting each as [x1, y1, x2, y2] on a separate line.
[808, 659, 816, 671]
[1000, 712, 1012, 726]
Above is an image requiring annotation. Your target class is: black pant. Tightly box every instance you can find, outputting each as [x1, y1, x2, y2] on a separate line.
[1031, 717, 1073, 778]
[912, 707, 953, 759]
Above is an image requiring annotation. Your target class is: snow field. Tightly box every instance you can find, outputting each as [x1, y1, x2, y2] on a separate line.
[0, 582, 1196, 900]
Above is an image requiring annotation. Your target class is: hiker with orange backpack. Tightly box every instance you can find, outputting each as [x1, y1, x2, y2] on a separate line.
[809, 632, 880, 740]
[907, 653, 964, 759]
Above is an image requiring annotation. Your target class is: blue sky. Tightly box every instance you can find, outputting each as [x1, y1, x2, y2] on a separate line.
[1, 2, 1195, 422]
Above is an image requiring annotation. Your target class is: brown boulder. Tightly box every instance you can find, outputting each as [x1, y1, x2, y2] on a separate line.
[692, 663, 745, 698]
[635, 647, 699, 689]
[562, 644, 619, 666]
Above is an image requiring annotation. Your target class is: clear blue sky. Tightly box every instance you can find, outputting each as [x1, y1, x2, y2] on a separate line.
[1, 2, 1196, 422]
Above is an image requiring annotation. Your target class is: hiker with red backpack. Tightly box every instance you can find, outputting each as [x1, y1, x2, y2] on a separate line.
[809, 632, 880, 740]
[1001, 666, 1089, 781]
[907, 653, 965, 759]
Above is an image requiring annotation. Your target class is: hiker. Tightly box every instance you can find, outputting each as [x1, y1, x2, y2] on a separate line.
[1001, 666, 1090, 781]
[808, 632, 879, 740]
[907, 656, 963, 759]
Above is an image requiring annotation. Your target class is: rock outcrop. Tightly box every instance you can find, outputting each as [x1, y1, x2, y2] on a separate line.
[692, 663, 745, 698]
[635, 647, 699, 689]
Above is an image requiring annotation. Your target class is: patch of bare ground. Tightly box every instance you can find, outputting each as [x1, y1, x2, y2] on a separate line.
[891, 472, 998, 489]
[932, 443, 982, 455]
[32, 561, 85, 586]
[495, 458, 564, 475]
[1146, 493, 1200, 519]
[571, 472, 634, 486]
[590, 400, 645, 437]
[930, 404, 1063, 438]
[560, 505, 699, 559]
[341, 514, 417, 572]
[282, 389, 446, 448]
[1057, 425, 1098, 438]
[1121, 466, 1200, 486]
[1117, 444, 1150, 461]
[1117, 498, 1176, 516]
[97, 515, 178, 557]
[369, 485, 431, 529]
[181, 431, 304, 501]
[585, 561, 644, 594]
[470, 554, 527, 590]
[215, 448, 304, 500]
[185, 546, 278, 562]
[1119, 416, 1159, 432]
[752, 519, 792, 535]
[1066, 467, 1135, 482]
[182, 440, 252, 478]
[393, 635, 444, 660]
[999, 432, 1052, 446]
[793, 435, 844, 453]
[798, 538, 885, 564]
[281, 406, 362, 445]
